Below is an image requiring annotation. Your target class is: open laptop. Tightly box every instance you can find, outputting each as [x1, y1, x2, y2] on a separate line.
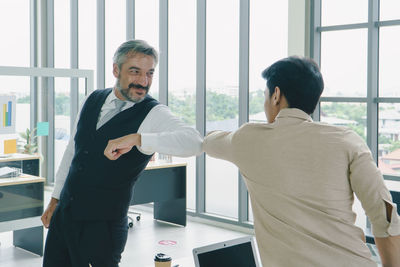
[192, 236, 262, 267]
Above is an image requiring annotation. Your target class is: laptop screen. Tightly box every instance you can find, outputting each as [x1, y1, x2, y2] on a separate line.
[193, 236, 261, 267]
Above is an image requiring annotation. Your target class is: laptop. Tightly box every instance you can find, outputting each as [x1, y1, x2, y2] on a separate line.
[192, 236, 262, 267]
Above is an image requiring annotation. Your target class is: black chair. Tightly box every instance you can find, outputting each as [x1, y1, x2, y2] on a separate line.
[127, 209, 141, 228]
[365, 190, 400, 244]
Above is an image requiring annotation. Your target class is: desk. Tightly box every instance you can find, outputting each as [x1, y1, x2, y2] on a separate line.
[0, 153, 40, 176]
[131, 161, 187, 226]
[0, 173, 45, 256]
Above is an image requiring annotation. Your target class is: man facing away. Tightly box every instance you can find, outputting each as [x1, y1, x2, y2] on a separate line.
[202, 56, 400, 266]
[41, 40, 202, 266]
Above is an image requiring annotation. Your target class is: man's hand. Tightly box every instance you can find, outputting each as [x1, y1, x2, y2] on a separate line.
[41, 197, 59, 228]
[104, 133, 142, 160]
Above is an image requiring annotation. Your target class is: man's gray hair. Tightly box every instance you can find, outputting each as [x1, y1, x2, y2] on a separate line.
[113, 40, 158, 69]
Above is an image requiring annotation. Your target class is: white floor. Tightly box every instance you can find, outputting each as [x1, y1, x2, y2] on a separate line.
[0, 189, 250, 267]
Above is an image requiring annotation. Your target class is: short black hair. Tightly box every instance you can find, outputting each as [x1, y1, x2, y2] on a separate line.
[261, 56, 324, 115]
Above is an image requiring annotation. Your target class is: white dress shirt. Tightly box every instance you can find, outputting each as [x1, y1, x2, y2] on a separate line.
[52, 89, 203, 199]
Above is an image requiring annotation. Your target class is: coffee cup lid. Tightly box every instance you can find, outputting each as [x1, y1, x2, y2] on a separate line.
[154, 253, 172, 262]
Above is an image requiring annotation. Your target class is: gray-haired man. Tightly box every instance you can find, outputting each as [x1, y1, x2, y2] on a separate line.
[41, 40, 202, 266]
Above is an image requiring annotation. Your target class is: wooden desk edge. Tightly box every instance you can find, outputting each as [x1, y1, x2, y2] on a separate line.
[0, 153, 40, 163]
[0, 174, 46, 187]
[145, 162, 187, 170]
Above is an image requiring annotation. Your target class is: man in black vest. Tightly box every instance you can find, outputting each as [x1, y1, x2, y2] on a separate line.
[41, 40, 202, 266]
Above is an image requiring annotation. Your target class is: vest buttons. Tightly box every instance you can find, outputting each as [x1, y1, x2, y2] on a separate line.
[78, 165, 84, 171]
[83, 150, 89, 154]
[70, 197, 74, 201]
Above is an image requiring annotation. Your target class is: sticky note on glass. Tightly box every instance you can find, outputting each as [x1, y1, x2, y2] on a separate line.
[4, 139, 17, 154]
[37, 122, 49, 136]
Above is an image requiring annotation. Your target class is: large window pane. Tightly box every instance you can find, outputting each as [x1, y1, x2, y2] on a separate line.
[321, 30, 367, 97]
[0, 0, 30, 67]
[135, 0, 159, 100]
[54, 0, 70, 68]
[54, 78, 71, 174]
[168, 0, 196, 210]
[380, 0, 400, 21]
[320, 102, 367, 141]
[249, 0, 288, 123]
[379, 26, 400, 97]
[205, 0, 239, 219]
[105, 0, 126, 87]
[321, 0, 367, 26]
[79, 0, 97, 90]
[378, 103, 400, 179]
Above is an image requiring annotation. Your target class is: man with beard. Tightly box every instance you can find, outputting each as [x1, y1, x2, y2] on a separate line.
[41, 40, 202, 266]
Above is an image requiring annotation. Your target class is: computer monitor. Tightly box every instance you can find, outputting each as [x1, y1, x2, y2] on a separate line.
[192, 236, 262, 267]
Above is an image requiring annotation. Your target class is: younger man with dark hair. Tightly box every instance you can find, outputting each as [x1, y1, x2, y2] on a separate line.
[203, 56, 400, 266]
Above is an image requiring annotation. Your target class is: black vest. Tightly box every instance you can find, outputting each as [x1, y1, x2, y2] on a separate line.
[59, 88, 159, 220]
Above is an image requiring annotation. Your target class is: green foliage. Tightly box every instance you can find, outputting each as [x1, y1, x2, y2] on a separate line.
[388, 140, 400, 153]
[17, 95, 30, 103]
[249, 90, 265, 115]
[169, 93, 196, 125]
[55, 94, 70, 116]
[206, 91, 238, 122]
[322, 103, 366, 140]
[379, 135, 392, 144]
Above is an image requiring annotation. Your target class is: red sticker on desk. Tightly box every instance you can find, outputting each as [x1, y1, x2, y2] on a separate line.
[158, 240, 177, 246]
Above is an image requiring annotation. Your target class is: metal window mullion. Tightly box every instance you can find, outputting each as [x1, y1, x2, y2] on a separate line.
[46, 0, 55, 184]
[376, 19, 400, 27]
[30, 0, 38, 131]
[376, 97, 400, 103]
[71, 0, 79, 131]
[310, 0, 321, 121]
[365, 0, 379, 231]
[238, 0, 250, 223]
[366, 0, 379, 161]
[97, 0, 105, 89]
[126, 0, 135, 40]
[196, 0, 206, 215]
[317, 23, 369, 32]
[320, 97, 368, 102]
[159, 0, 168, 105]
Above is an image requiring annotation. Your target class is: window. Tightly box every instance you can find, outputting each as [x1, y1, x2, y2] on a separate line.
[320, 30, 367, 97]
[0, 0, 30, 67]
[313, 0, 400, 230]
[168, 0, 197, 210]
[0, 1, 30, 153]
[79, 0, 97, 91]
[379, 26, 400, 97]
[105, 0, 126, 87]
[380, 0, 400, 21]
[205, 0, 240, 219]
[321, 0, 367, 26]
[135, 0, 159, 100]
[54, 0, 70, 68]
[248, 0, 289, 221]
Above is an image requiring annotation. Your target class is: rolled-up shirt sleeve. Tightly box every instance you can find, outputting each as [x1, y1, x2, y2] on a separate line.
[348, 130, 400, 237]
[138, 104, 203, 157]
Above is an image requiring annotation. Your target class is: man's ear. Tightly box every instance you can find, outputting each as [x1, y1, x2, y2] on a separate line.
[113, 63, 119, 78]
[273, 86, 281, 105]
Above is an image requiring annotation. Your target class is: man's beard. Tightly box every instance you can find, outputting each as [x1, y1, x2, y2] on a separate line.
[115, 79, 149, 103]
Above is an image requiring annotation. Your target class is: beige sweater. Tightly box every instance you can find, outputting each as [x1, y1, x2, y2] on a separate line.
[203, 108, 400, 267]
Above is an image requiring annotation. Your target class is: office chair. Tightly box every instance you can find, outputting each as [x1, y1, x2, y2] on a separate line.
[365, 190, 400, 244]
[127, 208, 141, 228]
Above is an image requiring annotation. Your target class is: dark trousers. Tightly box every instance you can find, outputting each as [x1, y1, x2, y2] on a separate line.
[43, 205, 128, 267]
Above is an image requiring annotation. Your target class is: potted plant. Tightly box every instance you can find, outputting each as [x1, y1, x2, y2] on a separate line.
[18, 128, 38, 154]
